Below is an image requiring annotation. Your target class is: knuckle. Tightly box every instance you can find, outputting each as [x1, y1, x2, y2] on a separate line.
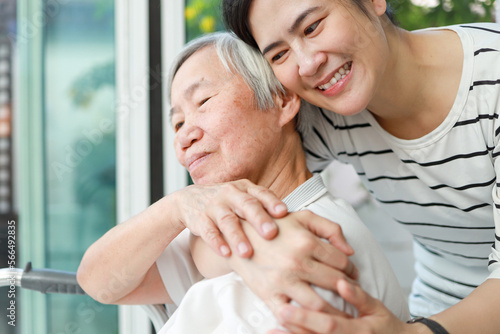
[283, 256, 304, 273]
[297, 209, 314, 219]
[313, 241, 331, 259]
[267, 294, 286, 313]
[202, 226, 221, 243]
[220, 182, 238, 193]
[238, 178, 252, 186]
[309, 298, 328, 312]
[230, 178, 252, 190]
[335, 254, 350, 271]
[330, 223, 343, 235]
[217, 212, 239, 228]
[240, 194, 260, 208]
[329, 223, 344, 236]
[294, 232, 315, 251]
[323, 319, 338, 332]
[252, 185, 272, 197]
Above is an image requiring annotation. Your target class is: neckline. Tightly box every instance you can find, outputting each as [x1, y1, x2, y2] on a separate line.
[361, 25, 473, 150]
[283, 174, 328, 212]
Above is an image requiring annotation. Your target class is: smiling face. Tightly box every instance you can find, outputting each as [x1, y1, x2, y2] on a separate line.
[170, 46, 286, 185]
[248, 0, 390, 115]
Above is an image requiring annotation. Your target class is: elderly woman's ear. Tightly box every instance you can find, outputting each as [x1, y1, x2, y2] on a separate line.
[277, 89, 302, 127]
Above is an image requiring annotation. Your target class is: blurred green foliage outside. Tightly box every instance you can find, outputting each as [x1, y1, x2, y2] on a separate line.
[390, 0, 495, 30]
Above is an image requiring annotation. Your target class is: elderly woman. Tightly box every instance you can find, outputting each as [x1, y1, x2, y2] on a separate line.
[77, 32, 408, 333]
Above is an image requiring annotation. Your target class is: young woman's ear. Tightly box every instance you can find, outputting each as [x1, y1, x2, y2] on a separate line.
[277, 88, 301, 127]
[371, 0, 387, 17]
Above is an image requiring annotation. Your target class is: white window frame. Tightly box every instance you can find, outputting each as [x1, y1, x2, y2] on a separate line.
[115, 0, 153, 333]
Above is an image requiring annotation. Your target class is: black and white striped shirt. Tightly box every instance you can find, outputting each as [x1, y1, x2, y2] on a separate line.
[300, 23, 500, 317]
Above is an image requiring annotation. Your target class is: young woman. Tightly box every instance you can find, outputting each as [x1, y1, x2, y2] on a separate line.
[219, 0, 500, 333]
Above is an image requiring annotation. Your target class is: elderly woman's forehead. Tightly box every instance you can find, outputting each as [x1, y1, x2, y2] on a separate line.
[188, 46, 234, 76]
[175, 48, 229, 83]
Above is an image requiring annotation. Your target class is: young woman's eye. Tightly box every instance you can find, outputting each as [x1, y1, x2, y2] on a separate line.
[271, 50, 286, 63]
[304, 20, 321, 35]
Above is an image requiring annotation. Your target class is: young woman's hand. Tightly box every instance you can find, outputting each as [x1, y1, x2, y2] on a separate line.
[171, 179, 287, 258]
[268, 279, 410, 334]
[227, 211, 358, 318]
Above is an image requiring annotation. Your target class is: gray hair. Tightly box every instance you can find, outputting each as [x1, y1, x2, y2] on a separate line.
[167, 31, 284, 110]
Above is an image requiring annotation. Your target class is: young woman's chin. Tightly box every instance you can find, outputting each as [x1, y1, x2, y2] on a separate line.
[304, 90, 370, 116]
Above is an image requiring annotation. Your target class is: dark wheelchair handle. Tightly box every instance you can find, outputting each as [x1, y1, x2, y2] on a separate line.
[20, 262, 86, 295]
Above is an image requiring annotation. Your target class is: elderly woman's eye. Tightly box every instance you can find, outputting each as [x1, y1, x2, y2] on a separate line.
[199, 97, 211, 106]
[174, 121, 184, 132]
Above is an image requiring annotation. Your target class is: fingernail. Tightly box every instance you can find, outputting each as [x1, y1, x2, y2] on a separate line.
[238, 242, 249, 255]
[220, 245, 230, 256]
[275, 203, 287, 213]
[262, 222, 276, 235]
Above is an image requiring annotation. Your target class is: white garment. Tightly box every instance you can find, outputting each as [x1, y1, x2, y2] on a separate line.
[156, 175, 410, 333]
[299, 23, 500, 317]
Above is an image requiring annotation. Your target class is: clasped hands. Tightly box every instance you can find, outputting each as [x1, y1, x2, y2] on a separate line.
[173, 179, 409, 334]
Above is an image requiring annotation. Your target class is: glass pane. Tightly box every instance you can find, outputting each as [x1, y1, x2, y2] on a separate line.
[43, 1, 117, 333]
[185, 0, 224, 42]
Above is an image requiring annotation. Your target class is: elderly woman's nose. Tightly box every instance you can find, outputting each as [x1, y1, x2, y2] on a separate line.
[177, 123, 203, 149]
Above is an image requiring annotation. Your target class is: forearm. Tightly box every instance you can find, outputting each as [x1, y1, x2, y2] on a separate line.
[427, 278, 500, 334]
[77, 194, 185, 304]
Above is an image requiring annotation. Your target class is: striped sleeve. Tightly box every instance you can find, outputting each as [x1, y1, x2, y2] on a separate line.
[488, 97, 500, 278]
[465, 23, 500, 279]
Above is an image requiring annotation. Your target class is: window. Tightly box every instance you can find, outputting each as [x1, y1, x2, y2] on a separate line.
[17, 1, 118, 333]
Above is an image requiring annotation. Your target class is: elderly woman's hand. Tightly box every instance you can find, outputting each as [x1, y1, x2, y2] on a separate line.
[171, 179, 288, 258]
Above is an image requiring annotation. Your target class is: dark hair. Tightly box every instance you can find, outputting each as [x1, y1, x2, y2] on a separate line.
[222, 0, 396, 50]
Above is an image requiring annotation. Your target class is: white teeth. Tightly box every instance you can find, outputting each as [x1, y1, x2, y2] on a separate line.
[318, 62, 352, 91]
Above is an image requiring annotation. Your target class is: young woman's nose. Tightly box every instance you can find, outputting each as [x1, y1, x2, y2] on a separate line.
[296, 47, 326, 77]
[177, 123, 203, 150]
